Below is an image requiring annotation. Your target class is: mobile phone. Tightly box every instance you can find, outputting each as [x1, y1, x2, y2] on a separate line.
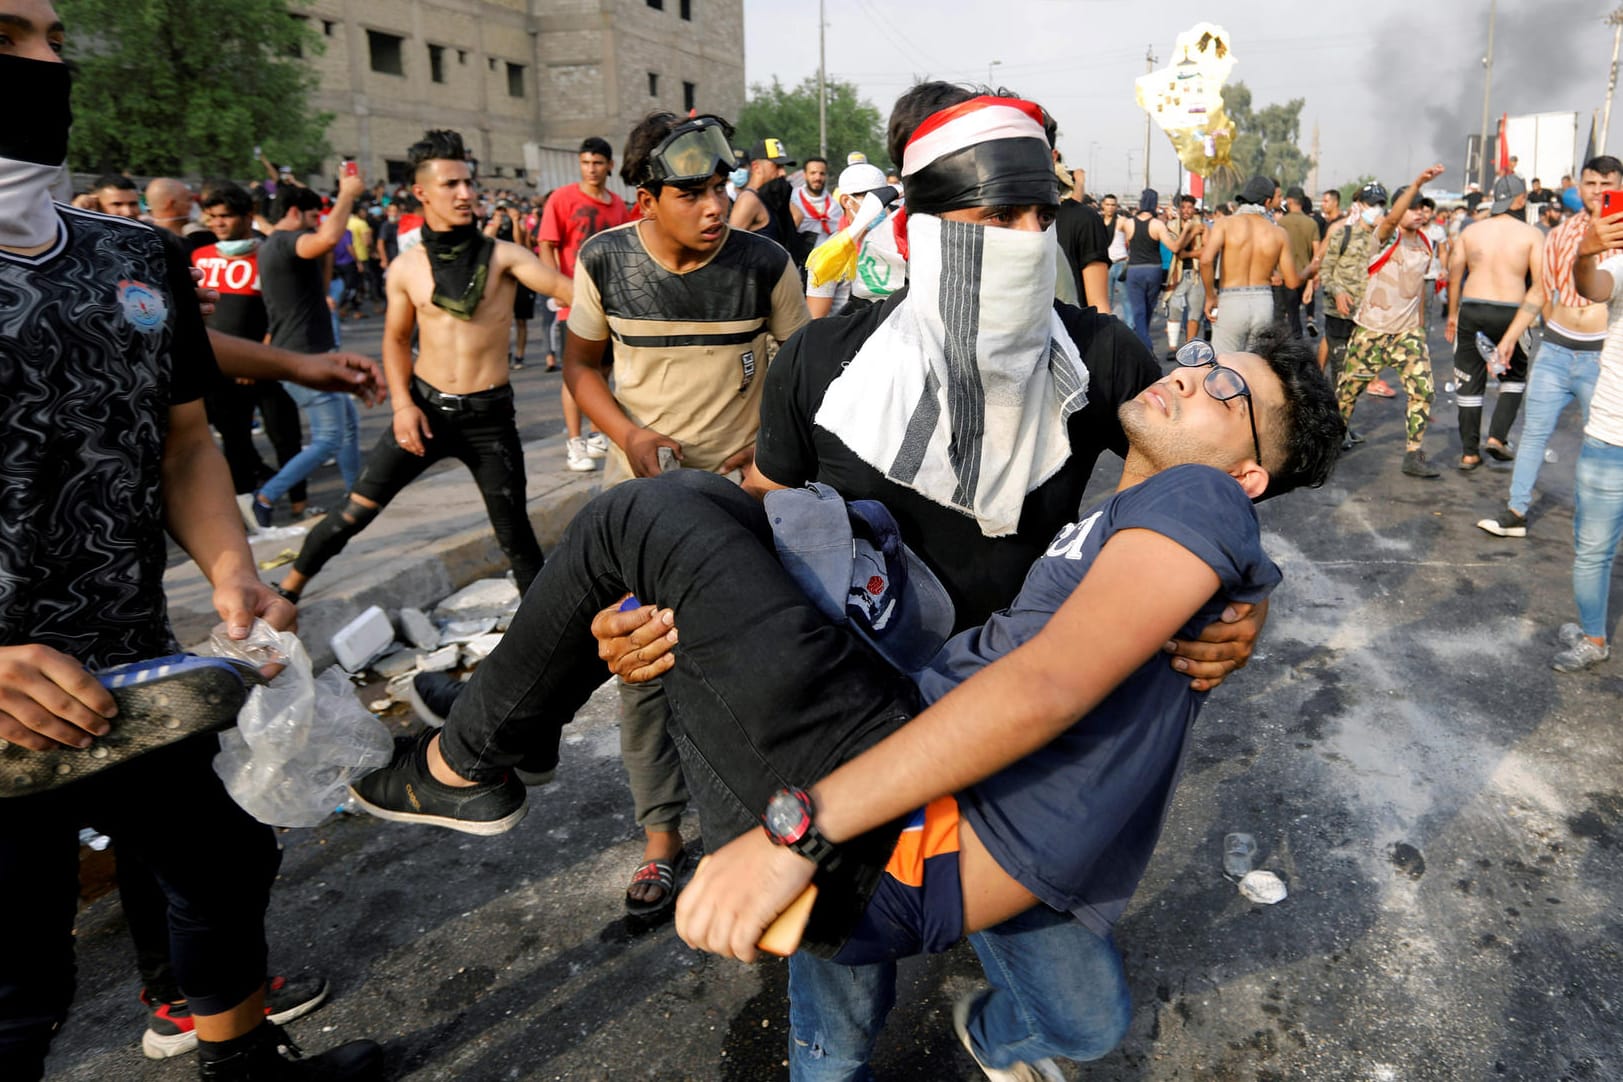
[656, 446, 681, 473]
[758, 884, 818, 956]
[341, 160, 358, 179]
[1602, 190, 1623, 219]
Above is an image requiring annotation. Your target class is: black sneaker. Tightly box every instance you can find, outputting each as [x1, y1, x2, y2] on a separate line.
[143, 974, 331, 1060]
[1475, 507, 1527, 538]
[251, 494, 274, 530]
[408, 671, 463, 727]
[197, 1023, 382, 1081]
[1402, 450, 1440, 478]
[0, 655, 261, 798]
[347, 729, 526, 836]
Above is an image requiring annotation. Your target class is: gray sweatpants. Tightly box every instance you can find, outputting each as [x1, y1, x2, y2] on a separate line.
[1210, 285, 1275, 354]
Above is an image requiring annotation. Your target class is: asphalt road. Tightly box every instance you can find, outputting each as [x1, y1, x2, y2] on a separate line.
[53, 310, 1623, 1081]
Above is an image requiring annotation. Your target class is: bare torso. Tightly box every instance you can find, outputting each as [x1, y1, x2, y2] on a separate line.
[1458, 215, 1541, 303]
[390, 240, 528, 393]
[1212, 213, 1290, 287]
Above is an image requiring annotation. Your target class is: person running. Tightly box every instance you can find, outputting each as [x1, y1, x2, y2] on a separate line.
[1200, 175, 1300, 354]
[537, 137, 635, 471]
[1478, 156, 1623, 538]
[345, 327, 1341, 1081]
[0, 10, 381, 1078]
[1338, 163, 1449, 479]
[1445, 173, 1545, 470]
[1122, 189, 1172, 348]
[276, 129, 572, 602]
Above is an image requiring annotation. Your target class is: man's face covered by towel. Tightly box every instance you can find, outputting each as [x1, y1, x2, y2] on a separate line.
[901, 95, 1060, 238]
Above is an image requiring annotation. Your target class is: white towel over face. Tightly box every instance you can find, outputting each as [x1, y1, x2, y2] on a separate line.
[815, 213, 1088, 537]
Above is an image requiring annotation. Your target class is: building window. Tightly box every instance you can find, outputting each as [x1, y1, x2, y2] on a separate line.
[428, 44, 446, 84]
[506, 62, 525, 98]
[286, 14, 307, 58]
[323, 19, 335, 36]
[368, 30, 404, 76]
[680, 0, 692, 19]
[385, 159, 412, 185]
[488, 57, 498, 71]
[458, 49, 467, 64]
[682, 80, 696, 112]
[647, 71, 659, 97]
[647, 0, 663, 8]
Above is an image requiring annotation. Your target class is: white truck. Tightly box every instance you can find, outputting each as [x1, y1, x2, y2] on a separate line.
[1469, 112, 1581, 189]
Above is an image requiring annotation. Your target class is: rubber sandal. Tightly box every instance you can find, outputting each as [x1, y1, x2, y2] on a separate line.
[1366, 379, 1398, 398]
[1458, 456, 1482, 471]
[0, 655, 262, 798]
[1484, 441, 1515, 462]
[625, 849, 687, 917]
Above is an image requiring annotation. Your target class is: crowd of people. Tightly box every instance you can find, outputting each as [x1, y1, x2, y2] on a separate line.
[3, 1, 1620, 1078]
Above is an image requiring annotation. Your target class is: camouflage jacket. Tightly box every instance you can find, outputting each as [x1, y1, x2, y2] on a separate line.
[1320, 218, 1376, 307]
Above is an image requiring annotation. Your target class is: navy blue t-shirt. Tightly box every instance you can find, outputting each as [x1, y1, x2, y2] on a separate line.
[912, 464, 1281, 935]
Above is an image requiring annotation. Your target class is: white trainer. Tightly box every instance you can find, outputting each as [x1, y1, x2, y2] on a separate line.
[585, 432, 609, 458]
[566, 437, 596, 472]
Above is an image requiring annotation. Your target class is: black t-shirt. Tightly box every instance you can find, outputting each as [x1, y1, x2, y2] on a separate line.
[1056, 201, 1111, 304]
[0, 207, 221, 669]
[379, 220, 400, 261]
[258, 227, 335, 353]
[755, 288, 1160, 628]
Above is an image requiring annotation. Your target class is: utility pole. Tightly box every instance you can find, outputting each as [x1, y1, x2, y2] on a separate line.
[1477, 0, 1497, 191]
[1143, 44, 1155, 191]
[1602, 6, 1623, 155]
[1308, 120, 1321, 197]
[817, 0, 827, 159]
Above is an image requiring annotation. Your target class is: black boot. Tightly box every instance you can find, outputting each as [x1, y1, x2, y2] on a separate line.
[197, 1022, 383, 1081]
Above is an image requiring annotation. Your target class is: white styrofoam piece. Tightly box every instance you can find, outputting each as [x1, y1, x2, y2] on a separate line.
[330, 606, 395, 673]
[432, 577, 521, 622]
[370, 646, 424, 678]
[386, 671, 417, 702]
[417, 644, 460, 672]
[398, 607, 440, 650]
[461, 632, 504, 660]
[439, 616, 498, 646]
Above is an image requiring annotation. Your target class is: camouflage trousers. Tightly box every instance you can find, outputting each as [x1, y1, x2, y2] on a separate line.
[1337, 327, 1434, 448]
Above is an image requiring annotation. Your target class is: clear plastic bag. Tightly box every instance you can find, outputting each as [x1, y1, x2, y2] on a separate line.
[205, 620, 393, 827]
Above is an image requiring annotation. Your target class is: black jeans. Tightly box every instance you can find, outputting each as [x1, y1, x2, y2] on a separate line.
[438, 471, 917, 953]
[1452, 299, 1530, 457]
[293, 379, 544, 590]
[0, 738, 280, 1081]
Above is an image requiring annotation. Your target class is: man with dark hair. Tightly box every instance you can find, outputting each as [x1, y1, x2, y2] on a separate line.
[348, 326, 1342, 1082]
[790, 155, 842, 253]
[1277, 187, 1318, 338]
[537, 135, 634, 471]
[90, 171, 140, 218]
[730, 135, 799, 257]
[1477, 155, 1623, 537]
[1200, 174, 1300, 353]
[1166, 192, 1206, 347]
[276, 128, 572, 602]
[1056, 168, 1113, 313]
[0, 6, 381, 1077]
[1445, 172, 1545, 470]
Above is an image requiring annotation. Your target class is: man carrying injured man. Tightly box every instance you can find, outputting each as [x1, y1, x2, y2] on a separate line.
[350, 317, 1342, 1080]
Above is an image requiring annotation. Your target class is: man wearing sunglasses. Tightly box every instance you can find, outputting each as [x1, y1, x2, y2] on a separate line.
[349, 325, 1342, 1080]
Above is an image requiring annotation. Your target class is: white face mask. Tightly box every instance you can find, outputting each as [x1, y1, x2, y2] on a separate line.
[1362, 206, 1382, 225]
[0, 157, 64, 250]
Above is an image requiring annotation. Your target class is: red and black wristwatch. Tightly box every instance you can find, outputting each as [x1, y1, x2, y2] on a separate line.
[762, 787, 838, 867]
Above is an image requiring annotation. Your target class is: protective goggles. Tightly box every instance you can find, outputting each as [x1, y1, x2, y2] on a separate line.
[1175, 340, 1263, 468]
[642, 117, 736, 188]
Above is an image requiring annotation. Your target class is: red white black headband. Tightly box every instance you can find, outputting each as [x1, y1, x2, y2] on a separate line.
[900, 96, 1057, 215]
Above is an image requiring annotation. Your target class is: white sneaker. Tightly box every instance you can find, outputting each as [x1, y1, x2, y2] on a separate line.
[566, 436, 596, 472]
[585, 432, 609, 458]
[1552, 635, 1610, 673]
[952, 991, 1065, 1082]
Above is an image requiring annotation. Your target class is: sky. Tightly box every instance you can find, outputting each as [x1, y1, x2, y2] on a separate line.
[742, 0, 1619, 197]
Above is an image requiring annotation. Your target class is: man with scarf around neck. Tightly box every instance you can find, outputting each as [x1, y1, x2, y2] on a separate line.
[1199, 174, 1301, 355]
[0, 5, 382, 1079]
[275, 129, 573, 604]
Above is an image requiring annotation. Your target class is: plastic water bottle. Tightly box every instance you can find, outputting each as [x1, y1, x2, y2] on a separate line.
[1475, 331, 1509, 378]
[1545, 449, 1559, 464]
[1223, 832, 1259, 877]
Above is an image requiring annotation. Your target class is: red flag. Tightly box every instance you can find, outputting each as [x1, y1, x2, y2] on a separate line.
[1189, 173, 1205, 200]
[1496, 113, 1511, 177]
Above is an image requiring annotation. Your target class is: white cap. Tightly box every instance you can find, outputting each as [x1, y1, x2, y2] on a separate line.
[837, 163, 887, 196]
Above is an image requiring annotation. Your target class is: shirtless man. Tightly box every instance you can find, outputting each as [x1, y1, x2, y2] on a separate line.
[1201, 175, 1300, 353]
[277, 129, 572, 601]
[729, 137, 795, 239]
[1477, 156, 1623, 536]
[1445, 173, 1546, 469]
[1166, 193, 1205, 348]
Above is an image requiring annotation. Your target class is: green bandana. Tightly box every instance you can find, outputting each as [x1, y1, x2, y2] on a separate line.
[420, 222, 495, 320]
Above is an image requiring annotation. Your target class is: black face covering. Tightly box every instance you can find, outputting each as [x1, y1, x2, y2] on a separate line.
[419, 222, 494, 320]
[0, 54, 72, 165]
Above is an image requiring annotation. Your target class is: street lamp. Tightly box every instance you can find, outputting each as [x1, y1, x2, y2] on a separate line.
[988, 59, 1002, 87]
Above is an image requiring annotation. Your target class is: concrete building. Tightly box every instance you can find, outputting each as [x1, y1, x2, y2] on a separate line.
[291, 0, 745, 188]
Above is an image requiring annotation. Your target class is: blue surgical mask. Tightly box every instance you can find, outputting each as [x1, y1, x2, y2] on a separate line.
[216, 237, 259, 256]
[730, 168, 749, 188]
[1362, 206, 1382, 225]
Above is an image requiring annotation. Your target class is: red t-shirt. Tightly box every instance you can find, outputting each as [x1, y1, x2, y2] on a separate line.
[539, 185, 637, 318]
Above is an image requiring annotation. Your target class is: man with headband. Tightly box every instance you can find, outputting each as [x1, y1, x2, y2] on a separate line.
[1200, 174, 1301, 353]
[0, 4, 382, 1078]
[275, 128, 573, 604]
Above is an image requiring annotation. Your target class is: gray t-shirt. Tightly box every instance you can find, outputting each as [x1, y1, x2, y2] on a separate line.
[258, 228, 334, 353]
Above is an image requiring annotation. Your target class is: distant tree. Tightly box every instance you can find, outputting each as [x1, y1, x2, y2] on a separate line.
[61, 0, 331, 177]
[1210, 82, 1313, 202]
[734, 77, 885, 171]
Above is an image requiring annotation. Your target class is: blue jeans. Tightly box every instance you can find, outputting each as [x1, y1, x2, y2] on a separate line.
[1125, 265, 1163, 350]
[258, 384, 360, 504]
[787, 906, 1130, 1081]
[1572, 435, 1623, 641]
[1108, 260, 1133, 328]
[1507, 342, 1601, 514]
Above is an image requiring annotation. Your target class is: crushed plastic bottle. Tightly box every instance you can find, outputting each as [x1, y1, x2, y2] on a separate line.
[77, 827, 111, 851]
[334, 797, 362, 816]
[1544, 448, 1558, 463]
[1223, 832, 1258, 878]
[1475, 331, 1509, 378]
[1444, 380, 1457, 394]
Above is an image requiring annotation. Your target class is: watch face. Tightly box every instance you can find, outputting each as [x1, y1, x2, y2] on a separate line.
[764, 792, 807, 841]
